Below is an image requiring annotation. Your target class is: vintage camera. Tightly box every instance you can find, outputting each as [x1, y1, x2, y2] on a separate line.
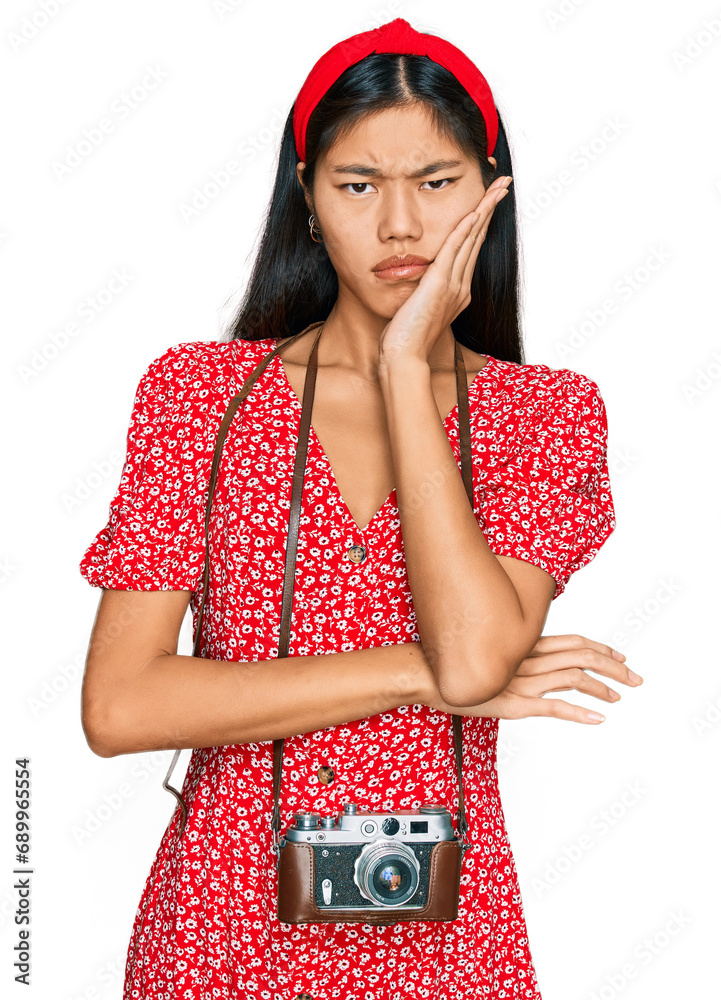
[283, 802, 457, 911]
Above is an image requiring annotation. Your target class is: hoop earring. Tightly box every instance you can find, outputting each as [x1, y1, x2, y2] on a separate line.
[308, 214, 324, 243]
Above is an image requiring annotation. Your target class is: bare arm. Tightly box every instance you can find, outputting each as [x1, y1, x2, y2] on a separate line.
[81, 589, 435, 758]
[373, 183, 558, 708]
[380, 355, 555, 708]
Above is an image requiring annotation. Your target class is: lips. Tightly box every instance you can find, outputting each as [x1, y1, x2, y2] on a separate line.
[372, 254, 432, 271]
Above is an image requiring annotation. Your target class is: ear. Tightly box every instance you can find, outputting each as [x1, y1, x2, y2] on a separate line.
[296, 161, 313, 211]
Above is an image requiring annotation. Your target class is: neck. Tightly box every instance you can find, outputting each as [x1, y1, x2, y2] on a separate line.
[319, 295, 457, 379]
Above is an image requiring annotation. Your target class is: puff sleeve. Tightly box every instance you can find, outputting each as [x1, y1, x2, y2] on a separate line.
[477, 370, 616, 600]
[78, 346, 209, 591]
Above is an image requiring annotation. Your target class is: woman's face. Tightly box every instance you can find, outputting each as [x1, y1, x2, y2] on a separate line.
[297, 104, 496, 320]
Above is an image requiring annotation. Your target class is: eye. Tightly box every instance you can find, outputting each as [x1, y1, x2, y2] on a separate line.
[341, 177, 456, 195]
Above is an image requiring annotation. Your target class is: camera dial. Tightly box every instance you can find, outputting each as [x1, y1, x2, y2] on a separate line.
[293, 811, 320, 830]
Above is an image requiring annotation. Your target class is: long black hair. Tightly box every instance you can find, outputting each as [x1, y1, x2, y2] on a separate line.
[222, 52, 525, 364]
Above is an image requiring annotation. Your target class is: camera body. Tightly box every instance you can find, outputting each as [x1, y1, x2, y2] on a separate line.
[282, 802, 457, 911]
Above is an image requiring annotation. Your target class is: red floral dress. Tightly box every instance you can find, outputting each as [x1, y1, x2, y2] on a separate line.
[79, 337, 616, 1000]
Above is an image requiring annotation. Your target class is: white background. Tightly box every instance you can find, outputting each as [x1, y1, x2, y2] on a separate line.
[2, 1, 719, 998]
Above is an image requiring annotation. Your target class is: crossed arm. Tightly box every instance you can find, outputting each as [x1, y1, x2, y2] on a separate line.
[80, 582, 640, 760]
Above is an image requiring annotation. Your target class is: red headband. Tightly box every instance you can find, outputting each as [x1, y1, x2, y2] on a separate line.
[293, 17, 499, 162]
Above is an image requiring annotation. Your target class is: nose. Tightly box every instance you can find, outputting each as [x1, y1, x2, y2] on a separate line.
[376, 185, 423, 242]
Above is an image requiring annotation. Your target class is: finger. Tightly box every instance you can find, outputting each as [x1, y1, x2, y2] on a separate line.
[511, 667, 622, 705]
[530, 697, 607, 725]
[516, 644, 643, 689]
[448, 208, 494, 299]
[432, 183, 510, 315]
[435, 178, 508, 277]
[459, 211, 492, 290]
[468, 178, 510, 235]
[528, 632, 626, 661]
[455, 182, 510, 286]
[473, 176, 510, 217]
[432, 211, 483, 274]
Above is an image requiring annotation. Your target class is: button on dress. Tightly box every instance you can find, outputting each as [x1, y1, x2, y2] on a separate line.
[79, 337, 616, 1000]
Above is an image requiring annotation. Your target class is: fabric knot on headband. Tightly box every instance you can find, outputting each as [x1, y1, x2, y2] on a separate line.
[293, 17, 499, 163]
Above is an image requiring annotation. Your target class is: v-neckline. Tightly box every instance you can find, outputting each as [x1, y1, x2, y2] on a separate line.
[274, 351, 496, 535]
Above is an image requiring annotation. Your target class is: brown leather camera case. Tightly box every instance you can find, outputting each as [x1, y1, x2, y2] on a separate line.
[276, 840, 463, 925]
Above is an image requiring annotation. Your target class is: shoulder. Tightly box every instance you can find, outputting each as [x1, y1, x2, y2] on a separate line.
[118, 338, 282, 464]
[134, 337, 279, 404]
[485, 356, 613, 500]
[483, 353, 608, 426]
[476, 355, 611, 486]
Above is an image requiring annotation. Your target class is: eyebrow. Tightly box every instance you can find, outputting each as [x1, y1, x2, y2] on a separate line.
[330, 159, 464, 179]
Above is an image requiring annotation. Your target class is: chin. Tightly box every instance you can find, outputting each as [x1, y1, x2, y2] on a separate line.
[361, 296, 402, 323]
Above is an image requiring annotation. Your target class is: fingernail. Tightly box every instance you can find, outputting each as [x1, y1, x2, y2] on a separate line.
[628, 670, 644, 684]
[612, 649, 626, 660]
[587, 711, 605, 722]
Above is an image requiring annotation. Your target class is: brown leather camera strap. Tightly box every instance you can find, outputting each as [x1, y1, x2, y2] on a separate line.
[163, 320, 474, 857]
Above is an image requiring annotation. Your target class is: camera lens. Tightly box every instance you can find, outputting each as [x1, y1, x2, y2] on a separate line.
[354, 841, 420, 907]
[373, 861, 411, 900]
